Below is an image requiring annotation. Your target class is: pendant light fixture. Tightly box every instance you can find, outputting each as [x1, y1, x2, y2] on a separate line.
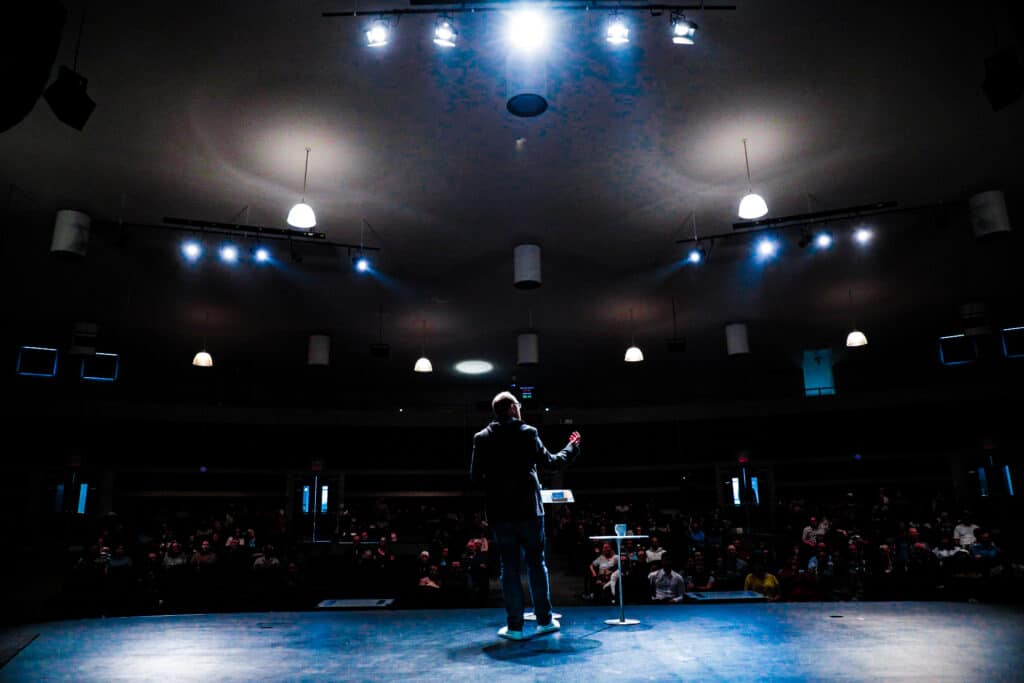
[624, 308, 644, 362]
[414, 319, 433, 373]
[286, 147, 316, 230]
[845, 289, 868, 348]
[737, 138, 768, 220]
[192, 311, 213, 367]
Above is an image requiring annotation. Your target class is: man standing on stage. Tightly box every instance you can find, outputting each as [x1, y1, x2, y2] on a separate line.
[470, 391, 581, 640]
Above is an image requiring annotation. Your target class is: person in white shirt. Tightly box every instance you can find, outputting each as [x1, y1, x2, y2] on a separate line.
[953, 518, 979, 548]
[589, 543, 619, 599]
[645, 536, 666, 563]
[649, 554, 686, 603]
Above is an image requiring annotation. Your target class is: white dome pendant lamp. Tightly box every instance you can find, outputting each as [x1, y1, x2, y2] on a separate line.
[287, 147, 317, 230]
[414, 319, 433, 373]
[624, 308, 645, 362]
[738, 138, 768, 220]
[845, 289, 868, 348]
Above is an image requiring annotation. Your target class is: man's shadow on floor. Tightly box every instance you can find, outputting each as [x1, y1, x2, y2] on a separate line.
[448, 631, 603, 668]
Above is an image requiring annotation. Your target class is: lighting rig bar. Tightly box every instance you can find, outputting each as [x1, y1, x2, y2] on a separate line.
[675, 201, 905, 245]
[323, 2, 735, 18]
[162, 217, 381, 251]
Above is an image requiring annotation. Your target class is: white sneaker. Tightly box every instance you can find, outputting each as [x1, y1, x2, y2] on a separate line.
[535, 618, 560, 636]
[498, 626, 526, 641]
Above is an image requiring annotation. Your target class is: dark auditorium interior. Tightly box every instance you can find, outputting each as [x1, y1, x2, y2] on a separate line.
[1, 0, 1023, 679]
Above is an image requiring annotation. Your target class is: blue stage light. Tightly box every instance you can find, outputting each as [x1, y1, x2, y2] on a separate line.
[606, 16, 629, 44]
[814, 232, 834, 249]
[219, 244, 239, 263]
[854, 227, 874, 245]
[254, 247, 271, 263]
[756, 237, 779, 260]
[182, 240, 202, 262]
[354, 255, 371, 273]
[686, 247, 704, 264]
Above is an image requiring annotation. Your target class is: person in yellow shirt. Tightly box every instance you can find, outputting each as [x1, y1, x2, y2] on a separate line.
[744, 560, 780, 601]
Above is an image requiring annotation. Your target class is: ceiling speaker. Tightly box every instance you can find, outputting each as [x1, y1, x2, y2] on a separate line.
[44, 65, 96, 130]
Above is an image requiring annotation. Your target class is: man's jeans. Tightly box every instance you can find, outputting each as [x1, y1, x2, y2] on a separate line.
[493, 517, 552, 630]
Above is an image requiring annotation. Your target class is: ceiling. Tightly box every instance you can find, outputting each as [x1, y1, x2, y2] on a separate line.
[2, 0, 1023, 409]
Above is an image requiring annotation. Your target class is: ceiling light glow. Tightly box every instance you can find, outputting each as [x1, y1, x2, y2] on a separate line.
[455, 360, 494, 375]
[254, 247, 271, 263]
[814, 232, 834, 249]
[507, 10, 549, 51]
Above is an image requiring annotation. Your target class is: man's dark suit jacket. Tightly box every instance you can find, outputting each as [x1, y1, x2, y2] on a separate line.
[470, 419, 579, 524]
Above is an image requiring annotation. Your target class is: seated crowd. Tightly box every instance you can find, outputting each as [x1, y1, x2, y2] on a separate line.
[58, 486, 1020, 618]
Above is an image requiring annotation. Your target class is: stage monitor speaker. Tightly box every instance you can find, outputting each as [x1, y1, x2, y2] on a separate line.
[0, 1, 66, 133]
[44, 65, 96, 130]
[982, 49, 1024, 111]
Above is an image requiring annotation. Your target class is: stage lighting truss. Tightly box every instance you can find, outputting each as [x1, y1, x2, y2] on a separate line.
[324, 2, 735, 48]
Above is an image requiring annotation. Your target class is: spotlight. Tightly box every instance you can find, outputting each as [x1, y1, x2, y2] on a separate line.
[854, 227, 874, 245]
[182, 240, 203, 262]
[814, 231, 834, 250]
[254, 247, 271, 263]
[671, 14, 698, 45]
[606, 15, 629, 45]
[219, 244, 239, 263]
[366, 18, 390, 47]
[686, 246, 705, 264]
[756, 237, 779, 260]
[507, 10, 549, 51]
[353, 254, 371, 273]
[433, 17, 457, 48]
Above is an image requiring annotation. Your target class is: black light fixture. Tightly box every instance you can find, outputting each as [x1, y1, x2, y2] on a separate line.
[44, 6, 95, 130]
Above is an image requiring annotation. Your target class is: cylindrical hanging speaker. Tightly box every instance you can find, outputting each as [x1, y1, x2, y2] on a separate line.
[725, 323, 750, 356]
[968, 190, 1011, 239]
[308, 334, 330, 366]
[50, 209, 90, 255]
[506, 54, 548, 117]
[517, 332, 539, 365]
[513, 244, 542, 289]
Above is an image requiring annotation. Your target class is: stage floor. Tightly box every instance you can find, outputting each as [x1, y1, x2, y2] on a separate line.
[2, 602, 1023, 681]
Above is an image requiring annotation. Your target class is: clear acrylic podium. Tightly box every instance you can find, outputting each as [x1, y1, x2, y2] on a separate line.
[589, 529, 649, 626]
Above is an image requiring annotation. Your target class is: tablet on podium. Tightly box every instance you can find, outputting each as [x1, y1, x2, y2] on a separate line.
[540, 489, 574, 504]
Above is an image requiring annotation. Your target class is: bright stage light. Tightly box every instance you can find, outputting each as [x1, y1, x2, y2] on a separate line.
[219, 244, 239, 263]
[814, 232, 834, 249]
[606, 16, 629, 44]
[354, 255, 371, 273]
[433, 18, 457, 47]
[854, 227, 874, 245]
[182, 240, 202, 262]
[672, 16, 698, 44]
[366, 19, 390, 47]
[455, 360, 494, 375]
[686, 247, 705, 264]
[507, 10, 549, 51]
[254, 247, 271, 263]
[756, 237, 779, 259]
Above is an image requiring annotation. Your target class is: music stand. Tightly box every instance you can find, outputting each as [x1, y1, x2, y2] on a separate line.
[589, 530, 649, 625]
